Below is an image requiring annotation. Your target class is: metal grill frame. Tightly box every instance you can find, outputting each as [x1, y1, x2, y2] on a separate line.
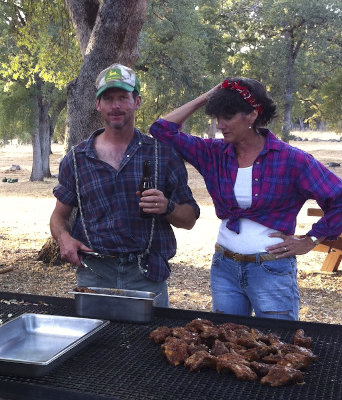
[0, 291, 341, 400]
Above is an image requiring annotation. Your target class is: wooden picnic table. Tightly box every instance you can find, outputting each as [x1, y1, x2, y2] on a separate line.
[307, 207, 342, 272]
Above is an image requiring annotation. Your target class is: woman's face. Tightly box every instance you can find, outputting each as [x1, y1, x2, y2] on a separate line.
[216, 112, 253, 144]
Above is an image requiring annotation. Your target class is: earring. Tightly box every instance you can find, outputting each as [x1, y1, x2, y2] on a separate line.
[248, 126, 252, 129]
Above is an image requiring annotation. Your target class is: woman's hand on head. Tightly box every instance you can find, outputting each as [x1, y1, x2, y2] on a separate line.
[204, 83, 222, 101]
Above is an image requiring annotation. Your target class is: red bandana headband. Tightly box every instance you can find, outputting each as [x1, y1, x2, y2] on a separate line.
[221, 79, 263, 115]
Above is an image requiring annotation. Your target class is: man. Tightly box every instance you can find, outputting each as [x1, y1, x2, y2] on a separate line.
[50, 63, 199, 307]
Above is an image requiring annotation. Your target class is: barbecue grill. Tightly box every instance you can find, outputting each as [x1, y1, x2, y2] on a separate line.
[0, 291, 341, 400]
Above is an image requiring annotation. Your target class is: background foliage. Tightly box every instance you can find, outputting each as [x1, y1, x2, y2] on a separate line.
[0, 0, 341, 147]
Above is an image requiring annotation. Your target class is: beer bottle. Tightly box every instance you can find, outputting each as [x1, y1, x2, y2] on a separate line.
[139, 160, 154, 218]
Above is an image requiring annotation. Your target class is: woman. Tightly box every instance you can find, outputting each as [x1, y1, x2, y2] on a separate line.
[149, 77, 342, 320]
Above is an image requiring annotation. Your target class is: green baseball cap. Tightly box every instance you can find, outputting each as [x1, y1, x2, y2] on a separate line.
[96, 63, 140, 98]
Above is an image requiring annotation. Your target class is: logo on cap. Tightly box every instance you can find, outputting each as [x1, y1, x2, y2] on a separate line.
[105, 68, 122, 83]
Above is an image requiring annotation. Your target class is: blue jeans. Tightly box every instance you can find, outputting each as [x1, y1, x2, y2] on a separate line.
[76, 255, 169, 308]
[210, 250, 299, 320]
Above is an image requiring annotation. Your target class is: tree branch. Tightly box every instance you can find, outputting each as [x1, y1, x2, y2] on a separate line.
[85, 0, 148, 67]
[64, 0, 100, 58]
[293, 38, 303, 59]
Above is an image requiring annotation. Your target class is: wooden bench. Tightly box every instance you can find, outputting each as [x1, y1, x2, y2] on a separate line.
[307, 208, 342, 272]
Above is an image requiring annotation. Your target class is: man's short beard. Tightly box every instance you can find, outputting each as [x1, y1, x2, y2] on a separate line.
[107, 120, 125, 130]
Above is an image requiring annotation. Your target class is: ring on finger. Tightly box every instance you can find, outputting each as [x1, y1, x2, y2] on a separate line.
[284, 246, 287, 252]
[155, 202, 158, 207]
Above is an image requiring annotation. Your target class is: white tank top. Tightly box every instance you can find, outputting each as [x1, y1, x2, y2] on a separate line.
[217, 166, 283, 254]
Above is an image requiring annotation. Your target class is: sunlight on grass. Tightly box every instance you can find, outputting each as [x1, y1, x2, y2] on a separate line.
[291, 130, 341, 140]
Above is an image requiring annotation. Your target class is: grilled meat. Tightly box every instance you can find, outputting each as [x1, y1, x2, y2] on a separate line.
[184, 319, 214, 332]
[277, 352, 315, 370]
[262, 353, 284, 364]
[161, 337, 189, 366]
[236, 344, 274, 362]
[184, 350, 217, 372]
[149, 326, 172, 344]
[216, 353, 257, 381]
[293, 329, 313, 348]
[150, 319, 317, 387]
[199, 325, 221, 345]
[216, 350, 251, 368]
[276, 343, 317, 361]
[220, 322, 249, 332]
[236, 331, 265, 348]
[261, 365, 304, 386]
[171, 327, 200, 344]
[187, 342, 209, 355]
[218, 328, 238, 343]
[211, 339, 229, 356]
[250, 328, 273, 345]
[250, 361, 273, 377]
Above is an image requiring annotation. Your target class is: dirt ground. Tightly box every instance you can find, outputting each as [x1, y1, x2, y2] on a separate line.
[1, 133, 342, 324]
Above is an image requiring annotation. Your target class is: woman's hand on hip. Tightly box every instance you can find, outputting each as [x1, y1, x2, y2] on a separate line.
[266, 233, 316, 258]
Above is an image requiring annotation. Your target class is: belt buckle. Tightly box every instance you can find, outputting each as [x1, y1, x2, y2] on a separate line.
[232, 252, 240, 261]
[78, 251, 105, 259]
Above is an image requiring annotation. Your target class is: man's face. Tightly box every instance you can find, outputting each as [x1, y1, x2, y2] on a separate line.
[96, 88, 141, 130]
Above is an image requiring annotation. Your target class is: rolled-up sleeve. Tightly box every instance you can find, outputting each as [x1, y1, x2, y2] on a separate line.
[299, 154, 342, 240]
[53, 153, 78, 207]
[166, 148, 200, 219]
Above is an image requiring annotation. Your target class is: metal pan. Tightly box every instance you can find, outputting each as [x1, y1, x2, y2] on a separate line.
[0, 313, 109, 377]
[70, 287, 159, 323]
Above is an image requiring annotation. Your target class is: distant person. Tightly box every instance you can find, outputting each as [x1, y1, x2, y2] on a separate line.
[149, 77, 342, 319]
[50, 63, 200, 307]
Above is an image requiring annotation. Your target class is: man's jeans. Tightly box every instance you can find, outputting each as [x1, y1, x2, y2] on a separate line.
[210, 250, 299, 320]
[76, 255, 169, 307]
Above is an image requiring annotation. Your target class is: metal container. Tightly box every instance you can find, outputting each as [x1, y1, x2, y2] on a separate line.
[70, 287, 158, 323]
[0, 313, 109, 377]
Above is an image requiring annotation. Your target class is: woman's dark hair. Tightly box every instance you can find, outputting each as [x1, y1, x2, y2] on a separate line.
[205, 77, 277, 127]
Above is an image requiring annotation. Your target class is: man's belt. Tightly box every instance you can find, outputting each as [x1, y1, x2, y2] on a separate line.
[215, 243, 278, 262]
[79, 251, 133, 261]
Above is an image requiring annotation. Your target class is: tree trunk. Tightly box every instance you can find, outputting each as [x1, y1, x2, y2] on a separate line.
[64, 0, 148, 150]
[281, 34, 295, 142]
[298, 117, 305, 130]
[281, 33, 303, 143]
[41, 103, 52, 178]
[49, 96, 67, 151]
[30, 78, 55, 180]
[208, 118, 217, 139]
[30, 90, 44, 181]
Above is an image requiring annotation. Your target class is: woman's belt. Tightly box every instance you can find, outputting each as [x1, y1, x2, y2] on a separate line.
[215, 243, 278, 262]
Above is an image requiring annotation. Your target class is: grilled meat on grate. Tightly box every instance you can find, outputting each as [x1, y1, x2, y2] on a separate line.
[161, 337, 189, 366]
[150, 320, 317, 387]
[293, 328, 313, 348]
[149, 326, 172, 344]
[184, 350, 217, 372]
[260, 365, 304, 386]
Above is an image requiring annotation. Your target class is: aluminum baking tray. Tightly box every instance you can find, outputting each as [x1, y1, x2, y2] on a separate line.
[70, 287, 158, 323]
[0, 313, 109, 377]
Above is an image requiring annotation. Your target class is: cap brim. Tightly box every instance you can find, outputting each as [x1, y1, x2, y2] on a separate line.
[96, 81, 134, 98]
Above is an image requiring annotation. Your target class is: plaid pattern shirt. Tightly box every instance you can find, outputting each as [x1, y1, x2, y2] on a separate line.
[150, 119, 342, 240]
[53, 128, 200, 282]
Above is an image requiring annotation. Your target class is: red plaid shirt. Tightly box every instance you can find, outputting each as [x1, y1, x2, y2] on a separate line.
[150, 119, 342, 240]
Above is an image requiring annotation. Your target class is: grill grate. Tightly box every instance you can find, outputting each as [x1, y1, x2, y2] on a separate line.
[0, 292, 342, 400]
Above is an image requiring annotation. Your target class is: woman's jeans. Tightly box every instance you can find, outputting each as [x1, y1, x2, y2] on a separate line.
[76, 255, 169, 308]
[210, 250, 299, 320]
